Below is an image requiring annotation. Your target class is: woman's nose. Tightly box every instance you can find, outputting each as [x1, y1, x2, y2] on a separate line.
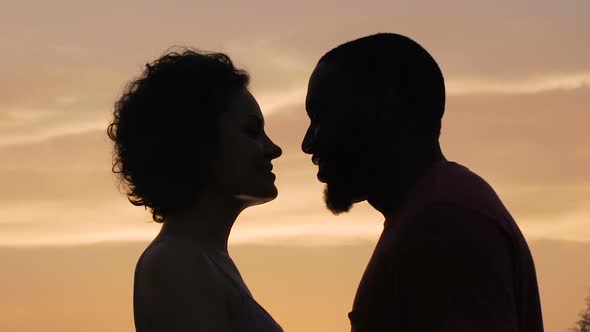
[266, 136, 282, 159]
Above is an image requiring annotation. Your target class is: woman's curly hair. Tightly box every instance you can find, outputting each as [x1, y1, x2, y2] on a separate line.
[107, 48, 249, 222]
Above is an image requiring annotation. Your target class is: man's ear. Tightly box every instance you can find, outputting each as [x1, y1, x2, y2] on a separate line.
[370, 88, 402, 134]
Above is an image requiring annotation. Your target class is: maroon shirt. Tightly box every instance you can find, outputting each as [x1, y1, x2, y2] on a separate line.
[349, 161, 544, 332]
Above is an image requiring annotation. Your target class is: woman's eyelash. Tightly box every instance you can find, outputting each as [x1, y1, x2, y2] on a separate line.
[246, 125, 262, 136]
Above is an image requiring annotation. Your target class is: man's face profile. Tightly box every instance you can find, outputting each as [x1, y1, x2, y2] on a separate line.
[302, 62, 374, 214]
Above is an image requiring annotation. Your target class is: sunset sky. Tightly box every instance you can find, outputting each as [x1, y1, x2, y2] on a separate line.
[1, 0, 589, 331]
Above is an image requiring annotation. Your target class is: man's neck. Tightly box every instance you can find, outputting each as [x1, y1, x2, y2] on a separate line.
[367, 143, 446, 220]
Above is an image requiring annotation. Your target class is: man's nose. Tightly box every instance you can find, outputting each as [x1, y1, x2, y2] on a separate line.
[301, 125, 316, 154]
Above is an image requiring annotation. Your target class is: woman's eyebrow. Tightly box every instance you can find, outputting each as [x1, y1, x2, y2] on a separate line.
[305, 98, 313, 115]
[247, 114, 264, 127]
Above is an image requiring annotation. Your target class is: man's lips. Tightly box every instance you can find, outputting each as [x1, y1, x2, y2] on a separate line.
[313, 157, 328, 183]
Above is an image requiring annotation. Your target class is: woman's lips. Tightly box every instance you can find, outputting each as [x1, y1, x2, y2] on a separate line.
[312, 155, 320, 166]
[259, 164, 273, 172]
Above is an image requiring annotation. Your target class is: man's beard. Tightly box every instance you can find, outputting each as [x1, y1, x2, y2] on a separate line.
[323, 180, 367, 215]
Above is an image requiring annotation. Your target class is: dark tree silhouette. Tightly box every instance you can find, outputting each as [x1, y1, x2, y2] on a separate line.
[571, 290, 590, 332]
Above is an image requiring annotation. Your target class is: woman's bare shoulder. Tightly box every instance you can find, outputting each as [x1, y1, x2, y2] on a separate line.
[134, 237, 237, 331]
[136, 236, 217, 285]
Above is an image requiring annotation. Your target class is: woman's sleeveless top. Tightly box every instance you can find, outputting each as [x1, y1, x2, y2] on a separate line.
[205, 251, 284, 332]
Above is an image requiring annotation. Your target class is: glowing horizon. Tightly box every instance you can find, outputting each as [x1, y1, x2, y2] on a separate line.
[1, 1, 589, 331]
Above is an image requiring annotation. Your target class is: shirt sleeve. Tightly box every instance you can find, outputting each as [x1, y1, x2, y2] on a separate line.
[395, 204, 519, 332]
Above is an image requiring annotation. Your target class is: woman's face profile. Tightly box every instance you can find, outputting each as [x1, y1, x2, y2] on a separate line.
[207, 88, 282, 206]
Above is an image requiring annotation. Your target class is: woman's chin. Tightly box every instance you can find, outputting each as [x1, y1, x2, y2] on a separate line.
[234, 188, 278, 206]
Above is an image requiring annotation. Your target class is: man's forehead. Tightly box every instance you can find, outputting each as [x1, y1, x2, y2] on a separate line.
[310, 62, 348, 87]
[307, 62, 351, 105]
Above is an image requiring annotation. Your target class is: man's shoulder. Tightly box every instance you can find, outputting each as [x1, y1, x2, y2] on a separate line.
[393, 203, 514, 262]
[434, 162, 497, 198]
[401, 203, 497, 233]
[423, 161, 511, 221]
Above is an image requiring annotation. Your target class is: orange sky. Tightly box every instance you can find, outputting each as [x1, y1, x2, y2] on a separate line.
[1, 0, 589, 331]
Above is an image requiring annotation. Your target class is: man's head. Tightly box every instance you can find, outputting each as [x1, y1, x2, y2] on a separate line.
[302, 33, 446, 214]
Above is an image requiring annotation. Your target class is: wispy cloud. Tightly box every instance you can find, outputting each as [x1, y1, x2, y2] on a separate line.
[447, 72, 590, 95]
[257, 87, 306, 115]
[0, 113, 107, 147]
[521, 205, 590, 243]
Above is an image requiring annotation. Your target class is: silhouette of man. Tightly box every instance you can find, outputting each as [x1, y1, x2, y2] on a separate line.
[302, 33, 544, 332]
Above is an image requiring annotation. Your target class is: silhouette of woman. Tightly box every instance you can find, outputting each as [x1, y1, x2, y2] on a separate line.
[107, 49, 283, 332]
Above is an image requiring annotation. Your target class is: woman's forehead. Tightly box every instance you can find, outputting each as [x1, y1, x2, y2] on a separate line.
[224, 88, 264, 122]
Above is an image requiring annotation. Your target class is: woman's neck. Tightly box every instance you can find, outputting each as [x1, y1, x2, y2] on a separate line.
[161, 191, 245, 254]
